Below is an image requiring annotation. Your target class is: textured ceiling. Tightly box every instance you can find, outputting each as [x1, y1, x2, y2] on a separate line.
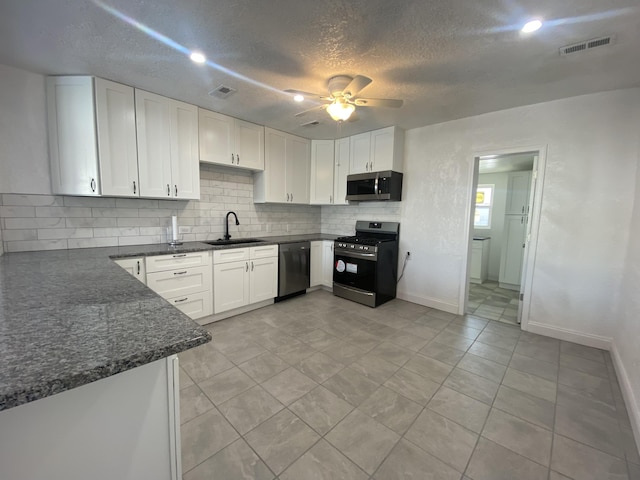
[1, 0, 639, 139]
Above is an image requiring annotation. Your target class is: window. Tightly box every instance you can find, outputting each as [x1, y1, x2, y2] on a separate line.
[474, 184, 494, 228]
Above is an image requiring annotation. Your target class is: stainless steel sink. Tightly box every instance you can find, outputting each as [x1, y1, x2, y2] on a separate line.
[204, 238, 265, 246]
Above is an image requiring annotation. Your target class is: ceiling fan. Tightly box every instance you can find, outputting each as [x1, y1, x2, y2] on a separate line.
[285, 75, 403, 122]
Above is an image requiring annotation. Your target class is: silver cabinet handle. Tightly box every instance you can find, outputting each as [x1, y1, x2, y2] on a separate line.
[245, 262, 248, 272]
[133, 180, 137, 194]
[174, 297, 188, 303]
[291, 193, 293, 202]
[237, 154, 240, 164]
[167, 184, 170, 196]
[174, 270, 187, 275]
[522, 206, 525, 213]
[231, 153, 235, 164]
[90, 178, 96, 192]
[175, 184, 178, 197]
[330, 194, 333, 203]
[172, 254, 186, 258]
[286, 193, 290, 202]
[251, 261, 254, 271]
[136, 260, 141, 274]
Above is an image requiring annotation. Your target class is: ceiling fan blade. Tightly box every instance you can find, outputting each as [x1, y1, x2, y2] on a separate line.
[284, 89, 324, 99]
[343, 75, 372, 97]
[353, 97, 403, 108]
[294, 104, 328, 117]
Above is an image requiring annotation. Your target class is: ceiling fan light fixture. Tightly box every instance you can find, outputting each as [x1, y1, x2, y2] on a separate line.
[327, 100, 355, 121]
[189, 51, 206, 63]
[293, 94, 304, 102]
[521, 19, 542, 33]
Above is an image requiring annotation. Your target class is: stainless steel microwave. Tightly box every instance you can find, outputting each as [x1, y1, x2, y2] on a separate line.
[345, 170, 403, 201]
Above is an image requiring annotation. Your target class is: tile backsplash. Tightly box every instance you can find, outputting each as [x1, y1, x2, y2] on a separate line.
[0, 165, 322, 253]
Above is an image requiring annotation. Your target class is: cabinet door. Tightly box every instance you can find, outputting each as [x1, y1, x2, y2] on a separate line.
[349, 132, 371, 174]
[499, 215, 527, 286]
[322, 241, 334, 287]
[333, 138, 350, 205]
[213, 260, 250, 313]
[288, 136, 310, 204]
[263, 128, 288, 203]
[46, 76, 100, 196]
[170, 100, 200, 200]
[136, 90, 173, 198]
[198, 108, 234, 166]
[94, 78, 139, 197]
[235, 120, 264, 170]
[249, 257, 278, 303]
[310, 140, 335, 205]
[113, 257, 146, 285]
[370, 126, 394, 171]
[505, 171, 531, 215]
[310, 241, 322, 287]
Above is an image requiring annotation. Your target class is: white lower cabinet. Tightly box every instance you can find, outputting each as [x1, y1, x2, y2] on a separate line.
[213, 245, 278, 314]
[145, 252, 213, 321]
[470, 239, 490, 284]
[113, 257, 147, 285]
[310, 240, 334, 289]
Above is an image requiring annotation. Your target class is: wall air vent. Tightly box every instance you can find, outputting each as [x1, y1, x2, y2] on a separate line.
[559, 35, 614, 56]
[208, 85, 237, 99]
[300, 120, 320, 127]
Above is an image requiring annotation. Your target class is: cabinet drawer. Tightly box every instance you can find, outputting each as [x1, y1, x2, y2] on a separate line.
[213, 247, 250, 264]
[147, 265, 212, 297]
[146, 251, 211, 273]
[167, 291, 212, 320]
[250, 244, 278, 259]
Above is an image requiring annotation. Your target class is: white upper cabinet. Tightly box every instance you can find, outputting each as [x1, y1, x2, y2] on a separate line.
[333, 137, 350, 205]
[310, 140, 335, 205]
[505, 171, 532, 215]
[349, 126, 404, 174]
[136, 89, 200, 200]
[198, 108, 264, 170]
[254, 128, 310, 204]
[47, 76, 138, 197]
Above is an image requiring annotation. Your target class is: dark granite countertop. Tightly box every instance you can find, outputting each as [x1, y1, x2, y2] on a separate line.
[0, 248, 212, 412]
[0, 233, 337, 411]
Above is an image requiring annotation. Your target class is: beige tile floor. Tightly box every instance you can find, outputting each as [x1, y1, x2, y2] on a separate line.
[467, 280, 520, 324]
[179, 290, 639, 480]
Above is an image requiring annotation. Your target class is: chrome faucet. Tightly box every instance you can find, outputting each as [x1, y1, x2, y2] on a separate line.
[224, 211, 240, 240]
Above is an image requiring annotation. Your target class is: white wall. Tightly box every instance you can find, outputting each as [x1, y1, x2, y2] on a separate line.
[398, 88, 640, 343]
[474, 172, 509, 281]
[613, 123, 640, 447]
[0, 64, 51, 195]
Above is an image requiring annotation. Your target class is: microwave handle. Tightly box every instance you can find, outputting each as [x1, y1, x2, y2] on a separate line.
[374, 172, 379, 194]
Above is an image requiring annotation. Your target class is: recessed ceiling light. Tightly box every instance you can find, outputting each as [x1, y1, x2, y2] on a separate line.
[190, 52, 206, 64]
[521, 20, 542, 33]
[293, 94, 304, 102]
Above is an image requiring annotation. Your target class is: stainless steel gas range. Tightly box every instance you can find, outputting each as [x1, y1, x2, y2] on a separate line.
[333, 221, 400, 307]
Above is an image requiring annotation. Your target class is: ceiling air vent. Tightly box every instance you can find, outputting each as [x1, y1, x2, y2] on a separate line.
[300, 120, 321, 127]
[559, 35, 614, 56]
[208, 85, 237, 99]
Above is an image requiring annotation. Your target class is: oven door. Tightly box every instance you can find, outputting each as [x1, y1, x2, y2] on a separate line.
[333, 249, 377, 292]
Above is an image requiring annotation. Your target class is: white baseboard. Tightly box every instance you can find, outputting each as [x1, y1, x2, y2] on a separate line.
[610, 342, 640, 456]
[397, 292, 458, 314]
[525, 321, 612, 350]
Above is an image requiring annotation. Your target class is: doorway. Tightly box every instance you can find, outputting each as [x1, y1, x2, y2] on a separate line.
[464, 149, 542, 327]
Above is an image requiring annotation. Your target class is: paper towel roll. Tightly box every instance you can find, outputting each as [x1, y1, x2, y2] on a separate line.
[171, 215, 179, 241]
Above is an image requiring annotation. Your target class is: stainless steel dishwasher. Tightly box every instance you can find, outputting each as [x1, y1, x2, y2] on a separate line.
[277, 241, 310, 300]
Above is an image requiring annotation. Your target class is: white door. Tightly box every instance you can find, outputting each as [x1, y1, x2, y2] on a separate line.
[334, 138, 350, 205]
[249, 257, 278, 303]
[505, 171, 532, 215]
[198, 108, 234, 166]
[322, 240, 334, 287]
[136, 90, 172, 198]
[289, 136, 310, 204]
[310, 241, 322, 287]
[310, 140, 335, 205]
[235, 120, 264, 170]
[170, 100, 200, 200]
[213, 261, 250, 313]
[94, 78, 139, 197]
[264, 128, 288, 202]
[499, 215, 527, 286]
[349, 132, 371, 174]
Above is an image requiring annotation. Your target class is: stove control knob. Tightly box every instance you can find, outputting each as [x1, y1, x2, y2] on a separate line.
[363, 246, 369, 251]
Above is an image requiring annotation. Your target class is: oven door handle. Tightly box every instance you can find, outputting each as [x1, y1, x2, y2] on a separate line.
[335, 250, 377, 260]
